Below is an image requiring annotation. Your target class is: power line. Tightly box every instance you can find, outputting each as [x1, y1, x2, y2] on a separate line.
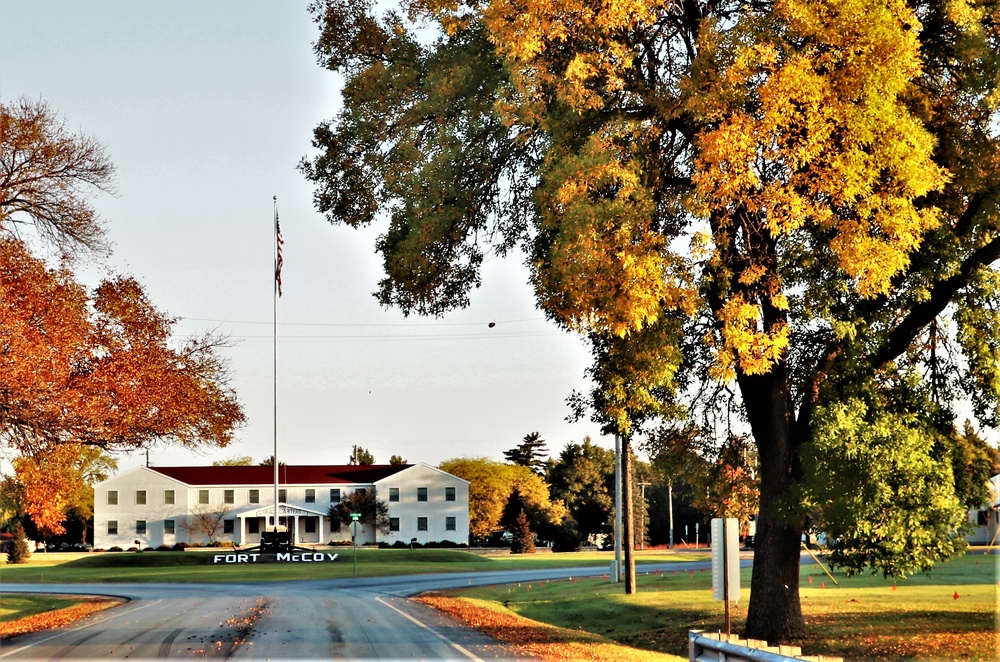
[228, 330, 562, 344]
[180, 316, 546, 329]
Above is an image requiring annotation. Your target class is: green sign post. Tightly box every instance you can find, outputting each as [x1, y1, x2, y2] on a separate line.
[350, 513, 361, 577]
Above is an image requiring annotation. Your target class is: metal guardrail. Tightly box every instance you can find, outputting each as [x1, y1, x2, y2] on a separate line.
[689, 630, 843, 662]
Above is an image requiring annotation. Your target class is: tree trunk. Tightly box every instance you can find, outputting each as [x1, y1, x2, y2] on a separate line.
[739, 368, 807, 642]
[623, 440, 636, 593]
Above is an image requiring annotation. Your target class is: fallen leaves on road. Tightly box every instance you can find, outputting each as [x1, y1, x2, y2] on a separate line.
[415, 594, 685, 661]
[0, 597, 126, 639]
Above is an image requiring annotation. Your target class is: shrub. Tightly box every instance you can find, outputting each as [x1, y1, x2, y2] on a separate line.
[156, 545, 172, 551]
[91, 548, 104, 553]
[143, 547, 156, 552]
[551, 520, 583, 553]
[172, 543, 189, 551]
[327, 540, 353, 547]
[126, 547, 140, 552]
[422, 540, 463, 549]
[5, 524, 31, 564]
[108, 546, 123, 552]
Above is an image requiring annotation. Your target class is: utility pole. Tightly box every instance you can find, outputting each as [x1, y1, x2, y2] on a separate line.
[613, 433, 622, 583]
[638, 482, 650, 550]
[668, 479, 674, 549]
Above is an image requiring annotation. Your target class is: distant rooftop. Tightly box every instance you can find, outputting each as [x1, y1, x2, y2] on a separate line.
[149, 464, 411, 486]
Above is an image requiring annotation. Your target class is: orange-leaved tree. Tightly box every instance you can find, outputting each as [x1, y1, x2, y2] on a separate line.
[10, 444, 117, 540]
[1, 98, 246, 535]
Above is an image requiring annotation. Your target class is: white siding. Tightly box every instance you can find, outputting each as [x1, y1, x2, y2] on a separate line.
[94, 467, 190, 549]
[376, 464, 469, 545]
[92, 463, 470, 549]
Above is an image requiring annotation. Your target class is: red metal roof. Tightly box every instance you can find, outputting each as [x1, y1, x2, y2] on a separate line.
[149, 464, 410, 486]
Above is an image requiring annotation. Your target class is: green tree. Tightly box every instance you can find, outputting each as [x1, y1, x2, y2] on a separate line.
[347, 445, 376, 465]
[949, 420, 1000, 509]
[546, 437, 614, 543]
[388, 454, 408, 466]
[329, 487, 391, 534]
[5, 521, 31, 563]
[647, 426, 759, 538]
[503, 432, 548, 475]
[303, 0, 1000, 641]
[213, 455, 255, 466]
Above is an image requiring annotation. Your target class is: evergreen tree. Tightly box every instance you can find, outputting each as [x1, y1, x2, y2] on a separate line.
[348, 445, 376, 465]
[5, 521, 30, 564]
[503, 432, 548, 475]
[511, 510, 535, 554]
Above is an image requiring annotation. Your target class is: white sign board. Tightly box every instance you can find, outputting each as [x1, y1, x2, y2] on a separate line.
[350, 520, 361, 539]
[711, 517, 740, 603]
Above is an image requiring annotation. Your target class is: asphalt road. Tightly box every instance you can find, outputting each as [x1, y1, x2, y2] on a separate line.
[0, 559, 723, 660]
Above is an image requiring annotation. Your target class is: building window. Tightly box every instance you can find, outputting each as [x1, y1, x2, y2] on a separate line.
[305, 489, 316, 503]
[417, 487, 428, 502]
[249, 489, 259, 504]
[224, 489, 234, 505]
[248, 519, 260, 534]
[136, 520, 147, 535]
[330, 488, 341, 503]
[136, 490, 147, 505]
[305, 518, 317, 533]
[978, 510, 990, 526]
[279, 489, 287, 502]
[330, 518, 341, 533]
[164, 490, 175, 505]
[107, 520, 118, 535]
[446, 517, 456, 531]
[417, 517, 428, 531]
[107, 490, 118, 506]
[199, 490, 209, 505]
[389, 517, 400, 532]
[223, 519, 234, 535]
[164, 520, 175, 535]
[389, 488, 399, 502]
[445, 487, 456, 502]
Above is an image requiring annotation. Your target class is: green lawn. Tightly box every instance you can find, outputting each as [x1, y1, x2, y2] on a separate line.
[444, 552, 998, 661]
[0, 548, 708, 583]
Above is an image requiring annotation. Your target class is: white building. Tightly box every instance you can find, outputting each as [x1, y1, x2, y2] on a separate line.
[966, 474, 1000, 545]
[93, 463, 469, 550]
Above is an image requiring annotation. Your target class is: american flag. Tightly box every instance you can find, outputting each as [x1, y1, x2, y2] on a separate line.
[274, 205, 284, 297]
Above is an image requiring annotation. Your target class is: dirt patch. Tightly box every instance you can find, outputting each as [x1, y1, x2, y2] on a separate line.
[415, 594, 684, 661]
[0, 596, 127, 639]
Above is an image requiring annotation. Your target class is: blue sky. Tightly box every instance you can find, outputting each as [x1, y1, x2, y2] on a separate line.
[0, 1, 609, 470]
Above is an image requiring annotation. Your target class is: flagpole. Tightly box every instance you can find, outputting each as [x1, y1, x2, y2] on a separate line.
[273, 195, 281, 532]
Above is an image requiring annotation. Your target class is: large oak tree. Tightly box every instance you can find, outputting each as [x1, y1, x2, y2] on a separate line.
[302, 0, 999, 641]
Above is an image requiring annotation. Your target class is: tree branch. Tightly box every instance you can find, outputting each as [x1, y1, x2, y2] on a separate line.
[868, 235, 1000, 370]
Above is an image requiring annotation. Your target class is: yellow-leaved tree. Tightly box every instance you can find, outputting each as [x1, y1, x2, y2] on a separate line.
[302, 0, 1000, 642]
